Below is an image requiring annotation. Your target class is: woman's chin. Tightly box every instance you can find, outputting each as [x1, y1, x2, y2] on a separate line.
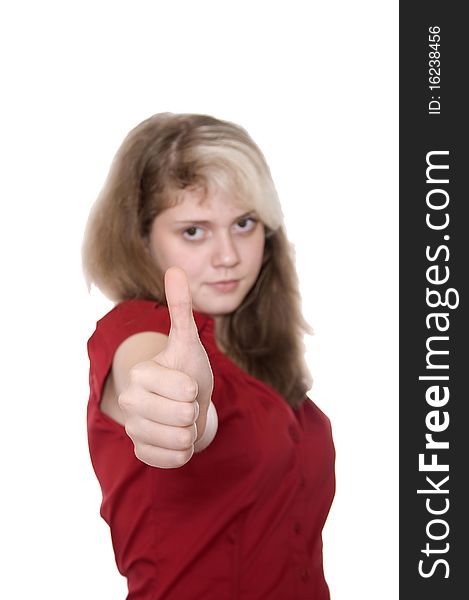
[193, 296, 242, 318]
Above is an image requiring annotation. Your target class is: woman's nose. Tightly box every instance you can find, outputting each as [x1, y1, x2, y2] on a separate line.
[211, 232, 240, 267]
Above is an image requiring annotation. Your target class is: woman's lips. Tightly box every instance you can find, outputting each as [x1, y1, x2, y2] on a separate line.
[207, 280, 240, 292]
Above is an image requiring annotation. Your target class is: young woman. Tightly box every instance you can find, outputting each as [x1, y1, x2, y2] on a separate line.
[82, 113, 335, 599]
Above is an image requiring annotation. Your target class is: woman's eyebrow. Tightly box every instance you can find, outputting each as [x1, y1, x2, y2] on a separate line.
[236, 210, 258, 220]
[173, 219, 212, 225]
[173, 211, 258, 225]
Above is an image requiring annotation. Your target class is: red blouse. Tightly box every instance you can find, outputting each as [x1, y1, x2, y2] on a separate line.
[87, 300, 335, 599]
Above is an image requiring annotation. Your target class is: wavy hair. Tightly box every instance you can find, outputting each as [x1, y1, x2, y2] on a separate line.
[82, 113, 312, 408]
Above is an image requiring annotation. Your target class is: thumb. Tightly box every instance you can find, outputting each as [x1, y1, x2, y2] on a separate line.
[164, 267, 198, 345]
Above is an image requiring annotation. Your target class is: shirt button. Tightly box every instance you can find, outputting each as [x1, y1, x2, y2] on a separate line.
[293, 522, 302, 534]
[300, 476, 306, 489]
[288, 424, 300, 443]
[300, 567, 311, 581]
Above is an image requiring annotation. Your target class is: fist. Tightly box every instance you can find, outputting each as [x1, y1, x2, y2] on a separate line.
[118, 267, 214, 468]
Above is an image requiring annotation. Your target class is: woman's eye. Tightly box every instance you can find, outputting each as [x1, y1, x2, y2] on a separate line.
[182, 226, 204, 241]
[234, 217, 257, 232]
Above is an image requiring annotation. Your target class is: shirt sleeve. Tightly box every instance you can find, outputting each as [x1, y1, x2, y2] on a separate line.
[101, 300, 171, 346]
[88, 300, 171, 388]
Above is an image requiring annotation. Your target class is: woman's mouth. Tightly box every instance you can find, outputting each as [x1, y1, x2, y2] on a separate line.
[207, 280, 240, 292]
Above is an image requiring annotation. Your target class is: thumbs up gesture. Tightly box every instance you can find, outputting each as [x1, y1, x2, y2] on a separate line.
[118, 267, 214, 468]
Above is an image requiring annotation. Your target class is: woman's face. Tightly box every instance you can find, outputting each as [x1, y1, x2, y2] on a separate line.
[148, 185, 266, 318]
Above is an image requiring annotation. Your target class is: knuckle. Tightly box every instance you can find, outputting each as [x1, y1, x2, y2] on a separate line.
[133, 443, 147, 463]
[118, 391, 132, 411]
[124, 421, 133, 438]
[176, 427, 194, 450]
[170, 448, 194, 468]
[128, 363, 145, 385]
[185, 379, 198, 401]
[179, 402, 197, 426]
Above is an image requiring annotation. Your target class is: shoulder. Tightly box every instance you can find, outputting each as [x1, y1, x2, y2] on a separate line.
[299, 396, 333, 432]
[87, 299, 171, 362]
[101, 299, 170, 332]
[98, 299, 170, 338]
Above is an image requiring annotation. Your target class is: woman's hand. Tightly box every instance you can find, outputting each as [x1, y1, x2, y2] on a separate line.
[118, 267, 214, 468]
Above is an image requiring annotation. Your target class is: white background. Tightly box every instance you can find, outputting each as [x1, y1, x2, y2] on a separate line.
[0, 1, 398, 598]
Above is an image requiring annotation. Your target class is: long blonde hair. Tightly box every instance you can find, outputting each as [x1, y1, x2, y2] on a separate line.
[82, 113, 312, 407]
